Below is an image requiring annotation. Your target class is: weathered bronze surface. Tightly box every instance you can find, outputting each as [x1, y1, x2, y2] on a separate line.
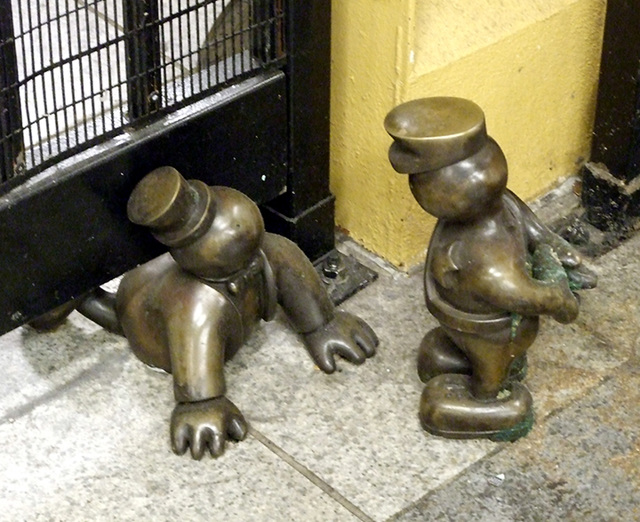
[34, 166, 378, 459]
[385, 97, 597, 441]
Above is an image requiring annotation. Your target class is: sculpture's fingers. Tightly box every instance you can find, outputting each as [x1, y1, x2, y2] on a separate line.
[189, 427, 207, 460]
[333, 340, 366, 365]
[352, 319, 379, 357]
[313, 349, 337, 374]
[228, 416, 248, 441]
[354, 333, 377, 358]
[552, 240, 581, 267]
[171, 423, 191, 456]
[566, 265, 598, 290]
[207, 430, 224, 458]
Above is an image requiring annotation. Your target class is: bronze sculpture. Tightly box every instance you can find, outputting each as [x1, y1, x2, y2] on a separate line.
[384, 97, 596, 441]
[33, 166, 378, 459]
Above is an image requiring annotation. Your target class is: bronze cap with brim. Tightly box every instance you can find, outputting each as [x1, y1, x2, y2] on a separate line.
[384, 97, 488, 173]
[127, 166, 215, 248]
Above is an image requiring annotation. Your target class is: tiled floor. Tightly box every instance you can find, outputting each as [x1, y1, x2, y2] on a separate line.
[1, 185, 639, 521]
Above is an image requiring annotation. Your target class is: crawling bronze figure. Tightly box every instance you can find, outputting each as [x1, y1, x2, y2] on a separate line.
[384, 97, 596, 441]
[33, 166, 378, 459]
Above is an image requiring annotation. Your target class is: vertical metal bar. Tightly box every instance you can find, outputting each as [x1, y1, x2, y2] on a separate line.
[251, 0, 284, 65]
[283, 0, 331, 215]
[262, 0, 334, 260]
[0, 0, 25, 182]
[589, 0, 640, 183]
[35, 0, 52, 156]
[83, 0, 97, 138]
[178, 0, 185, 101]
[251, 0, 266, 64]
[57, 2, 71, 151]
[66, 0, 79, 147]
[123, 0, 162, 121]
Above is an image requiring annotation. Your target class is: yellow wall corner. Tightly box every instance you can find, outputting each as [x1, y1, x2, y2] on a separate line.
[330, 0, 606, 269]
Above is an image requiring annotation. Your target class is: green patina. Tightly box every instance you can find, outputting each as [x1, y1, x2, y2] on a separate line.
[510, 243, 580, 340]
[489, 410, 535, 442]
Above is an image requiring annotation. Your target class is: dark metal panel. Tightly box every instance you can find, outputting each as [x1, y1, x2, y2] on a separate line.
[0, 0, 25, 181]
[589, 0, 640, 182]
[582, 0, 640, 231]
[0, 72, 287, 334]
[263, 0, 334, 259]
[283, 0, 331, 214]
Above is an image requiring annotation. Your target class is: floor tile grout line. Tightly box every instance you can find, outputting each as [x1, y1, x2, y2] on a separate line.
[0, 350, 128, 425]
[249, 426, 376, 522]
[383, 443, 505, 522]
[572, 319, 632, 357]
[534, 374, 614, 423]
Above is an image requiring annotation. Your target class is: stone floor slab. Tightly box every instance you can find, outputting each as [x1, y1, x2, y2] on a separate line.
[0, 313, 127, 419]
[225, 269, 497, 521]
[391, 365, 640, 521]
[0, 347, 360, 522]
[574, 232, 640, 359]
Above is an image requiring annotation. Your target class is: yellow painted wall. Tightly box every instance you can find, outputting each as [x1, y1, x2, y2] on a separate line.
[330, 0, 606, 269]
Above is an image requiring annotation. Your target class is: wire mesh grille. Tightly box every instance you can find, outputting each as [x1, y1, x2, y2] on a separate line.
[0, 0, 285, 183]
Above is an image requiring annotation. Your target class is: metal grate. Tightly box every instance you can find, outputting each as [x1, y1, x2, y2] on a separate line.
[0, 0, 285, 183]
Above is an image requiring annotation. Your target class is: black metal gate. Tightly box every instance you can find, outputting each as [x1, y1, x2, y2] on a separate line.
[0, 1, 333, 334]
[1, 0, 284, 181]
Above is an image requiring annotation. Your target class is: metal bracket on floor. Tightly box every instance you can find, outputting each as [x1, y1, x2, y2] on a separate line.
[314, 249, 378, 306]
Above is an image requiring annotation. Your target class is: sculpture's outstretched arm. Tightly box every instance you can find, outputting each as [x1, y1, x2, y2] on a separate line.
[472, 258, 579, 324]
[166, 289, 247, 459]
[261, 233, 335, 334]
[262, 233, 378, 373]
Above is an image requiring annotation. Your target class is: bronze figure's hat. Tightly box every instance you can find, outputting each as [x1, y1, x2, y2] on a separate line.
[127, 166, 215, 248]
[384, 97, 488, 173]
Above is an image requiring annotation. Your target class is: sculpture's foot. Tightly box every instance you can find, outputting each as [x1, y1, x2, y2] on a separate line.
[27, 288, 123, 335]
[417, 328, 527, 383]
[419, 373, 534, 442]
[28, 300, 80, 331]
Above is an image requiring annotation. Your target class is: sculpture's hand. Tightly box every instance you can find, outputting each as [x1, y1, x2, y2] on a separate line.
[565, 264, 598, 290]
[550, 281, 579, 324]
[302, 311, 378, 373]
[545, 234, 582, 269]
[532, 244, 579, 324]
[170, 397, 248, 459]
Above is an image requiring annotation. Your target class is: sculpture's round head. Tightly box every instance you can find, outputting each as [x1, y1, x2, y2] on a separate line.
[384, 97, 508, 220]
[170, 187, 264, 280]
[128, 166, 264, 280]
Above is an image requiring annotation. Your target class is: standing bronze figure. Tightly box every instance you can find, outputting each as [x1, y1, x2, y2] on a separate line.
[33, 166, 378, 459]
[384, 97, 596, 441]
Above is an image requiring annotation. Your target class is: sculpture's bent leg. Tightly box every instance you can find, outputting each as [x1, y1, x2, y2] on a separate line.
[417, 326, 529, 384]
[417, 327, 471, 382]
[28, 287, 123, 334]
[28, 299, 83, 331]
[419, 317, 539, 442]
